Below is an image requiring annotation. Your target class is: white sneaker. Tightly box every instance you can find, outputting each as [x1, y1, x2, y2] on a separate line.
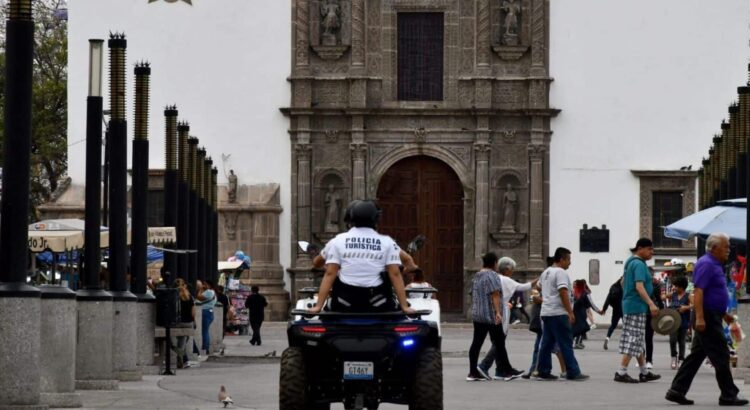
[646, 362, 653, 370]
[590, 323, 597, 329]
[511, 320, 521, 325]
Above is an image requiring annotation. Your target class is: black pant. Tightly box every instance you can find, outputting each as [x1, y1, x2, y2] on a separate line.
[250, 319, 263, 345]
[330, 278, 396, 313]
[645, 316, 654, 363]
[607, 310, 622, 338]
[670, 310, 739, 399]
[510, 307, 530, 324]
[670, 327, 687, 360]
[479, 326, 514, 375]
[469, 322, 507, 376]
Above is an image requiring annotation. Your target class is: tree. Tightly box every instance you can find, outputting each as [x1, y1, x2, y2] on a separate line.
[0, 0, 68, 220]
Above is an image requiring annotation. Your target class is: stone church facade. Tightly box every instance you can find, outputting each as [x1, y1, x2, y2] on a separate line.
[284, 0, 557, 315]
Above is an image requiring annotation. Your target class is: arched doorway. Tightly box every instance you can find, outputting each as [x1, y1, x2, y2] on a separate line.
[376, 156, 464, 312]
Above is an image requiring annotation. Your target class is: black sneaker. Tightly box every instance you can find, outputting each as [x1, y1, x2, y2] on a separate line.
[567, 373, 590, 381]
[639, 372, 661, 382]
[665, 389, 694, 405]
[719, 395, 749, 406]
[466, 373, 485, 381]
[476, 365, 492, 380]
[534, 373, 559, 381]
[521, 373, 531, 380]
[614, 372, 639, 383]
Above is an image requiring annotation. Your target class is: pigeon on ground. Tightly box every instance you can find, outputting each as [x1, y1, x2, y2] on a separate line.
[218, 385, 233, 408]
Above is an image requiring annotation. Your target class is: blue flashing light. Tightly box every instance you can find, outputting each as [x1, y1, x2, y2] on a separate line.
[402, 338, 415, 348]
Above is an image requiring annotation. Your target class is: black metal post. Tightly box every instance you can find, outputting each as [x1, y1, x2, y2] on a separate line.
[103, 126, 110, 226]
[83, 39, 104, 292]
[204, 156, 213, 283]
[187, 137, 199, 291]
[163, 106, 179, 282]
[212, 167, 219, 284]
[131, 63, 151, 296]
[177, 122, 190, 283]
[196, 148, 206, 282]
[107, 34, 130, 295]
[0, 0, 35, 290]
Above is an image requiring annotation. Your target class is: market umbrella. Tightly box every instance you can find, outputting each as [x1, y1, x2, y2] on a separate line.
[664, 198, 746, 244]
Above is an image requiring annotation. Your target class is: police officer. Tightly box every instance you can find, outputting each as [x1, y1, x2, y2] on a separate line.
[309, 200, 416, 314]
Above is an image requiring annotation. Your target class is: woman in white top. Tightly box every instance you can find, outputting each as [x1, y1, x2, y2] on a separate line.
[406, 269, 434, 299]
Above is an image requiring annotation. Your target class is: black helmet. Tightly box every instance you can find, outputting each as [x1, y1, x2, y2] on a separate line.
[343, 200, 363, 226]
[349, 200, 381, 228]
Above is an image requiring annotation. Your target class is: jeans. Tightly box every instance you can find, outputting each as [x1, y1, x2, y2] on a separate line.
[527, 332, 542, 374]
[670, 327, 687, 360]
[201, 309, 214, 353]
[468, 322, 505, 376]
[479, 326, 514, 375]
[671, 310, 739, 399]
[537, 315, 581, 378]
[607, 310, 622, 338]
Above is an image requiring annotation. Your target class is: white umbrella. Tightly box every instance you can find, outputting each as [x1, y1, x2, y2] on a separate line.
[664, 198, 746, 243]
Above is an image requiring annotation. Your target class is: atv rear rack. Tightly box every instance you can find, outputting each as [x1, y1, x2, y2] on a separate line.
[291, 309, 432, 319]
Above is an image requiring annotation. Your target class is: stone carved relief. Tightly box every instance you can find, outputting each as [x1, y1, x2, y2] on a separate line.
[323, 184, 343, 232]
[493, 81, 526, 109]
[295, 0, 310, 67]
[445, 145, 472, 166]
[369, 144, 401, 169]
[501, 129, 516, 144]
[414, 128, 428, 144]
[500, 183, 519, 233]
[496, 145, 528, 168]
[311, 0, 351, 60]
[492, 0, 529, 60]
[500, 0, 521, 45]
[491, 173, 526, 248]
[224, 212, 239, 240]
[527, 143, 546, 160]
[227, 169, 238, 203]
[325, 129, 339, 143]
[529, 80, 547, 109]
[313, 171, 348, 241]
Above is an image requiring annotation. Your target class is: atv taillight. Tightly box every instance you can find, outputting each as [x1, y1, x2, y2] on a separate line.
[301, 326, 326, 334]
[394, 325, 420, 335]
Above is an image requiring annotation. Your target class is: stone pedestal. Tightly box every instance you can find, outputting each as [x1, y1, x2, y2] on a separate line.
[39, 286, 82, 408]
[135, 294, 158, 374]
[75, 290, 118, 390]
[0, 285, 47, 410]
[735, 298, 750, 381]
[111, 292, 141, 381]
[210, 304, 224, 354]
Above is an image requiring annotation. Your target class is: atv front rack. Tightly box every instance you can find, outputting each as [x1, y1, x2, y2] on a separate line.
[291, 309, 432, 319]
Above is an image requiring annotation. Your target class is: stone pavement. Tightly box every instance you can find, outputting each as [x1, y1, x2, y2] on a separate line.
[73, 324, 750, 409]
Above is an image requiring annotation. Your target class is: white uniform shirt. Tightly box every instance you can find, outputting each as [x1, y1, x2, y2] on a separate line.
[326, 227, 401, 287]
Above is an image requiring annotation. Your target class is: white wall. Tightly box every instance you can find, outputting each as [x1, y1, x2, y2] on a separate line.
[549, 0, 750, 311]
[68, 0, 292, 278]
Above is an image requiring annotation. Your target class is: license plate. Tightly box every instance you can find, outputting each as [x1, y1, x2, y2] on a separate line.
[343, 361, 374, 380]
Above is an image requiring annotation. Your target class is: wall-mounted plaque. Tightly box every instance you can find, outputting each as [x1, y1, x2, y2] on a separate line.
[580, 224, 609, 253]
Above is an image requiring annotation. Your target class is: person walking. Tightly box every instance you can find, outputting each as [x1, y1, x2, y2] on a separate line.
[171, 278, 195, 368]
[601, 276, 624, 350]
[245, 285, 268, 346]
[668, 275, 691, 370]
[195, 279, 217, 356]
[643, 271, 665, 369]
[477, 257, 534, 380]
[614, 238, 660, 383]
[572, 279, 602, 349]
[535, 247, 589, 381]
[666, 233, 747, 406]
[467, 252, 505, 381]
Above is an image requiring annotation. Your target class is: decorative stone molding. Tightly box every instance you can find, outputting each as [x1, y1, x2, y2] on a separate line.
[501, 129, 517, 144]
[414, 128, 428, 144]
[311, 45, 350, 60]
[527, 143, 546, 160]
[325, 129, 339, 143]
[491, 232, 526, 248]
[492, 44, 529, 61]
[223, 212, 239, 240]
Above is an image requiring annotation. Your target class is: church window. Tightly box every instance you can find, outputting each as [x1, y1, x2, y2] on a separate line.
[397, 12, 444, 101]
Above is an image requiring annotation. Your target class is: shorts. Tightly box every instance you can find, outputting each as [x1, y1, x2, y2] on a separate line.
[619, 313, 647, 358]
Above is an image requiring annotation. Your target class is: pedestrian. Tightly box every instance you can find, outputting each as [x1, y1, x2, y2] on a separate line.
[643, 270, 665, 370]
[466, 252, 505, 381]
[601, 276, 624, 350]
[477, 257, 535, 380]
[572, 279, 602, 349]
[216, 285, 230, 335]
[668, 275, 691, 370]
[406, 269, 433, 299]
[509, 290, 530, 324]
[666, 233, 748, 406]
[195, 279, 217, 356]
[614, 238, 660, 383]
[535, 247, 589, 381]
[171, 278, 194, 368]
[245, 285, 268, 346]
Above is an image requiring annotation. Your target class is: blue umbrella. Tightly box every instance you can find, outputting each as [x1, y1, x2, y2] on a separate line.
[664, 198, 746, 243]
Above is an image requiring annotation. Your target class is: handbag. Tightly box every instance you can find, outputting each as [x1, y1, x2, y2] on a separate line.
[528, 304, 542, 334]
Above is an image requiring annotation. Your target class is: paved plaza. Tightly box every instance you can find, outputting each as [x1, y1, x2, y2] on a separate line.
[73, 323, 750, 409]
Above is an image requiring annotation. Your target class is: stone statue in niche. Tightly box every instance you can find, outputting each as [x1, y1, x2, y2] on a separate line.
[500, 183, 518, 233]
[320, 0, 342, 46]
[501, 0, 521, 46]
[227, 169, 238, 203]
[324, 184, 342, 232]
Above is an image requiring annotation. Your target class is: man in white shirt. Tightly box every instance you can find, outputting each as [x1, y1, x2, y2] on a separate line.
[309, 200, 414, 314]
[535, 247, 589, 381]
[477, 257, 536, 380]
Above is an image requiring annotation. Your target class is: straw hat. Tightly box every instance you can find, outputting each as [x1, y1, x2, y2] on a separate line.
[652, 309, 682, 335]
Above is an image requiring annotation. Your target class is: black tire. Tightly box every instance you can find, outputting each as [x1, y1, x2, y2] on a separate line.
[409, 347, 443, 410]
[279, 347, 308, 410]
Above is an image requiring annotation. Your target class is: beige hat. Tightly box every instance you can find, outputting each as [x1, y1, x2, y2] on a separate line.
[652, 309, 682, 335]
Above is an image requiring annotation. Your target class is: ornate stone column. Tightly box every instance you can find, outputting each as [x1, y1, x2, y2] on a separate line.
[295, 142, 312, 265]
[294, 0, 310, 74]
[530, 0, 547, 77]
[528, 142, 546, 269]
[476, 0, 491, 73]
[351, 0, 365, 71]
[351, 115, 367, 199]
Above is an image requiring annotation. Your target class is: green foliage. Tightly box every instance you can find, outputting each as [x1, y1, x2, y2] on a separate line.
[0, 0, 68, 220]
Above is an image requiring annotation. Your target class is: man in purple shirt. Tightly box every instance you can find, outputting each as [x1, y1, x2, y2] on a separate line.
[666, 233, 747, 406]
